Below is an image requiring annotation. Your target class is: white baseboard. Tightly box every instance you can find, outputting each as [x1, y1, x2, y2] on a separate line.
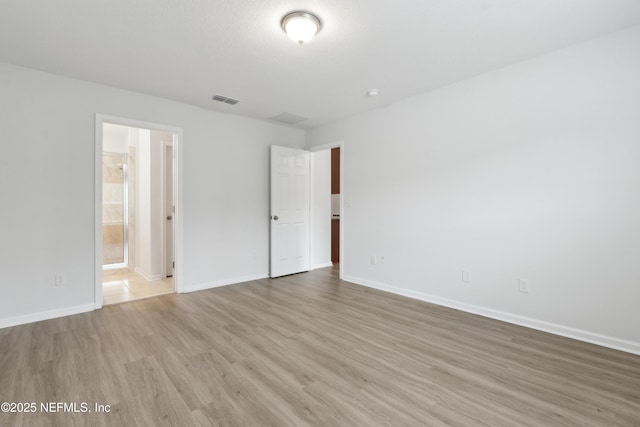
[312, 262, 334, 270]
[343, 275, 640, 356]
[134, 267, 163, 282]
[182, 273, 269, 294]
[0, 303, 95, 329]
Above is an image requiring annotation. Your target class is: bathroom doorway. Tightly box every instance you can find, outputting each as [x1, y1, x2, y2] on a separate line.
[95, 115, 183, 308]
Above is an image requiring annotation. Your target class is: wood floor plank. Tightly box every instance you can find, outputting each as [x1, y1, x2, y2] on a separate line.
[1, 266, 639, 426]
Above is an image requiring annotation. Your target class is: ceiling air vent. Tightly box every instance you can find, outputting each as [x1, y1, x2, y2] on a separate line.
[212, 94, 240, 105]
[268, 112, 308, 125]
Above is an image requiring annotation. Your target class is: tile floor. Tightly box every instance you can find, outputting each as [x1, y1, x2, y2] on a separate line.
[103, 270, 173, 305]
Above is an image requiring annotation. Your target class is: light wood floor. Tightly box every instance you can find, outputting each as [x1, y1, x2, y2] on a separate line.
[1, 266, 639, 426]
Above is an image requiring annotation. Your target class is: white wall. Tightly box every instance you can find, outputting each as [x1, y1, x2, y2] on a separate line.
[136, 129, 151, 277]
[0, 61, 305, 325]
[134, 129, 167, 281]
[307, 25, 640, 353]
[135, 128, 165, 281]
[103, 123, 128, 153]
[311, 150, 332, 268]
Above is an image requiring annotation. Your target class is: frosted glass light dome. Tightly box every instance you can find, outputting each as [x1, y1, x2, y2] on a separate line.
[281, 12, 322, 45]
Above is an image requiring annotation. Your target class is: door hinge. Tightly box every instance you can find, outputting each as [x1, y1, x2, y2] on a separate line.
[173, 261, 175, 269]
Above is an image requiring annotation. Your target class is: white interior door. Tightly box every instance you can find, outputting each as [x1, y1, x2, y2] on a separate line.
[270, 145, 310, 278]
[164, 143, 174, 277]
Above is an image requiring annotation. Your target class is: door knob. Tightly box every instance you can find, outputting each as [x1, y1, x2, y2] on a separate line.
[167, 215, 172, 220]
[273, 216, 279, 220]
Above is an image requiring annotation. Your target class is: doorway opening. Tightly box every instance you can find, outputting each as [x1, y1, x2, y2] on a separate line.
[95, 115, 183, 308]
[309, 141, 344, 279]
[330, 147, 341, 265]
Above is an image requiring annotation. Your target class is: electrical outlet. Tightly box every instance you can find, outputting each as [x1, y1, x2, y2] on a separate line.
[462, 269, 470, 283]
[518, 278, 530, 293]
[55, 274, 66, 287]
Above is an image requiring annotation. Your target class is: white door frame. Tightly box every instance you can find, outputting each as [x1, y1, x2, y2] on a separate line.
[308, 140, 344, 280]
[94, 114, 184, 309]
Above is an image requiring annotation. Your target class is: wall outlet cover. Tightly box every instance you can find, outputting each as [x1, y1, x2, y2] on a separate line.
[55, 274, 65, 287]
[462, 269, 470, 283]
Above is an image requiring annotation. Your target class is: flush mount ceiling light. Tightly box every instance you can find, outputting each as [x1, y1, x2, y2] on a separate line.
[281, 11, 322, 45]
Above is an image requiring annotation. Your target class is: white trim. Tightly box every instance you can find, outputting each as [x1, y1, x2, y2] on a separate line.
[308, 141, 340, 152]
[95, 114, 184, 310]
[312, 262, 334, 270]
[0, 303, 95, 329]
[307, 140, 345, 280]
[343, 275, 640, 356]
[134, 267, 163, 282]
[182, 273, 270, 294]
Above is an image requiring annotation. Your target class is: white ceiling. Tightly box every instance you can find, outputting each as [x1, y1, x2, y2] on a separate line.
[1, 0, 640, 129]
